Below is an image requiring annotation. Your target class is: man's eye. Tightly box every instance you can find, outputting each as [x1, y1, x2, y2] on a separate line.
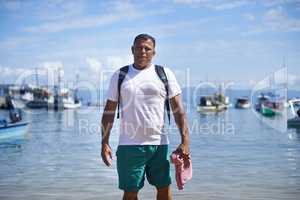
[136, 47, 152, 51]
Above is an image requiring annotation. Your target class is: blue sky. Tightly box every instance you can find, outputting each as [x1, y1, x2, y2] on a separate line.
[0, 0, 300, 90]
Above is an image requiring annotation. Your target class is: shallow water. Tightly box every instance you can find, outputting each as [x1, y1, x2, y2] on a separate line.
[0, 106, 300, 200]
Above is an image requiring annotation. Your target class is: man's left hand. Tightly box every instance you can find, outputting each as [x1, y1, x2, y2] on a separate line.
[174, 142, 190, 158]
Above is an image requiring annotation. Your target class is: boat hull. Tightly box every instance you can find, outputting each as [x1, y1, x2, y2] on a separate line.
[235, 103, 251, 109]
[26, 100, 48, 109]
[0, 122, 29, 140]
[261, 107, 276, 116]
[197, 105, 227, 113]
[235, 98, 250, 109]
[63, 102, 81, 109]
[288, 117, 300, 128]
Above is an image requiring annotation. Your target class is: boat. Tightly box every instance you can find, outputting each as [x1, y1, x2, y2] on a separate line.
[60, 88, 81, 109]
[235, 97, 250, 109]
[262, 101, 284, 117]
[256, 93, 284, 117]
[289, 97, 300, 107]
[255, 94, 270, 112]
[0, 121, 29, 140]
[287, 99, 300, 128]
[25, 87, 50, 109]
[197, 93, 229, 113]
[63, 96, 81, 109]
[55, 72, 81, 110]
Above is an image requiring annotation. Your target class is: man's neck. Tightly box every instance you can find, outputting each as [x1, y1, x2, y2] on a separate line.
[133, 63, 151, 70]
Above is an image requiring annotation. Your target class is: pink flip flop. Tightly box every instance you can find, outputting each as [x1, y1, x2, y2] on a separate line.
[170, 153, 192, 190]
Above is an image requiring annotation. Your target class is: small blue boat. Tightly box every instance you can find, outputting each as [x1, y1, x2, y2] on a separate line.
[0, 121, 29, 140]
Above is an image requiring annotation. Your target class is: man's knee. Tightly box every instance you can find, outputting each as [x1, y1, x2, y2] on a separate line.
[157, 185, 172, 200]
[123, 191, 138, 200]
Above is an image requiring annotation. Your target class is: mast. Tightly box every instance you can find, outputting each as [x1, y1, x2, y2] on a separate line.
[35, 67, 39, 87]
[74, 73, 79, 103]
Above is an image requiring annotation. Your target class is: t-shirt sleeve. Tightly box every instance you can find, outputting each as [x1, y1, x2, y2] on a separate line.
[106, 70, 119, 102]
[164, 67, 182, 99]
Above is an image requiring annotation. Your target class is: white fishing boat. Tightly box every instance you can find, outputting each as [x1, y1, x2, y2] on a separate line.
[197, 93, 229, 113]
[63, 96, 81, 109]
[60, 88, 81, 109]
[288, 99, 300, 128]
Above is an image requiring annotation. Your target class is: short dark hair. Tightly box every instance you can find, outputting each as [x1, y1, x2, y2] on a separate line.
[133, 33, 156, 47]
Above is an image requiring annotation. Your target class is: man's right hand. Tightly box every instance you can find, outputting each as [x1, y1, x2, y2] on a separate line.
[101, 142, 113, 167]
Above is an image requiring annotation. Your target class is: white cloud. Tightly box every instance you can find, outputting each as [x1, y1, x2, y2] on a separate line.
[106, 55, 133, 70]
[36, 0, 85, 21]
[210, 1, 248, 10]
[288, 74, 299, 85]
[173, 0, 249, 10]
[86, 55, 132, 72]
[263, 7, 300, 32]
[0, 0, 85, 20]
[0, 65, 34, 84]
[261, 0, 300, 7]
[86, 57, 102, 72]
[24, 15, 118, 33]
[264, 7, 285, 21]
[41, 61, 64, 86]
[173, 0, 300, 11]
[42, 61, 64, 70]
[243, 6, 300, 35]
[0, 66, 30, 77]
[82, 55, 132, 85]
[23, 1, 145, 33]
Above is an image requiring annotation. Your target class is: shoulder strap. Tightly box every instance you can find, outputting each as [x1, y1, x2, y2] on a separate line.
[155, 65, 171, 124]
[117, 65, 129, 119]
[117, 65, 171, 124]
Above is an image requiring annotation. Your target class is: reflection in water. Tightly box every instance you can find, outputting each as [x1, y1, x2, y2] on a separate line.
[0, 138, 26, 149]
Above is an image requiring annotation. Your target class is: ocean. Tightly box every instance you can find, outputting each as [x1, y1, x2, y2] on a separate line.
[0, 97, 300, 199]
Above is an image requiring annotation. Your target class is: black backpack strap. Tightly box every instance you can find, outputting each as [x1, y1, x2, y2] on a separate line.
[117, 65, 129, 119]
[155, 65, 171, 124]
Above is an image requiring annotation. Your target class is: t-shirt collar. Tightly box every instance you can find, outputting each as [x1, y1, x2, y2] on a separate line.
[131, 63, 154, 72]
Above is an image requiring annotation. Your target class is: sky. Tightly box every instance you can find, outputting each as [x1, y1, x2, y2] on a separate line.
[0, 0, 300, 90]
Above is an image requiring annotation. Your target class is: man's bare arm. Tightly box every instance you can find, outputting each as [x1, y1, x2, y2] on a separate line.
[170, 94, 190, 155]
[101, 100, 117, 166]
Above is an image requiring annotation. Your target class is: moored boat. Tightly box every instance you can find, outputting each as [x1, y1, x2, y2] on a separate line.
[287, 99, 300, 128]
[235, 97, 250, 109]
[63, 96, 81, 109]
[197, 93, 229, 113]
[256, 93, 284, 117]
[0, 121, 29, 140]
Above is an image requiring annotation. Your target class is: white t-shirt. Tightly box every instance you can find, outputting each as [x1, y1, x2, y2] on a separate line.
[106, 64, 181, 145]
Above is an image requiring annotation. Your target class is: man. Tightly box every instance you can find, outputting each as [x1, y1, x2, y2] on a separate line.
[101, 33, 190, 200]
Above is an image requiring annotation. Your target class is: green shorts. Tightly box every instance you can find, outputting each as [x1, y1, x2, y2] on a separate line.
[116, 145, 171, 192]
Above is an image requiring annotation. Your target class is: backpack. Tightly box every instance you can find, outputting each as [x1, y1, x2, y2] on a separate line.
[117, 65, 171, 124]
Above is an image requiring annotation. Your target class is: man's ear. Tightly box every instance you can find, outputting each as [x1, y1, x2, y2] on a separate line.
[131, 46, 134, 54]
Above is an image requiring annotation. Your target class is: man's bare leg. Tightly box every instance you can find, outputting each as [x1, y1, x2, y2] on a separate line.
[156, 185, 172, 200]
[123, 191, 138, 200]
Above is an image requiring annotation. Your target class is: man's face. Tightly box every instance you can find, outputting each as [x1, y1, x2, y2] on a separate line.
[132, 38, 155, 69]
